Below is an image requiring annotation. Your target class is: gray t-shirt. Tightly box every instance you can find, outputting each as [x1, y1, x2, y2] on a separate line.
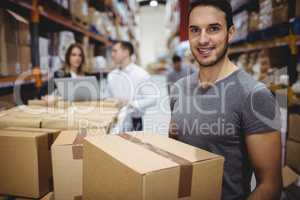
[167, 65, 195, 85]
[170, 69, 281, 200]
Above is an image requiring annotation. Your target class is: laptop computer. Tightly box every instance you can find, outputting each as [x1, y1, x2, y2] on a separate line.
[54, 76, 101, 101]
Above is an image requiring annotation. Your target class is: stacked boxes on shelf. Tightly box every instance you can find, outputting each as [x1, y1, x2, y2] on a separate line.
[50, 0, 69, 9]
[232, 11, 249, 42]
[230, 0, 249, 11]
[229, 0, 290, 43]
[39, 37, 50, 74]
[248, 11, 260, 32]
[297, 0, 300, 17]
[259, 0, 289, 30]
[70, 0, 89, 27]
[286, 114, 300, 174]
[0, 9, 31, 76]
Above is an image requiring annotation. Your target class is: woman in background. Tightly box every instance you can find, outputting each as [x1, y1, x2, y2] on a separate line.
[55, 43, 85, 78]
[42, 43, 86, 102]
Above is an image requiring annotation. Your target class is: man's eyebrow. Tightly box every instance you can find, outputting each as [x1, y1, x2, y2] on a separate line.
[208, 23, 222, 26]
[189, 25, 199, 28]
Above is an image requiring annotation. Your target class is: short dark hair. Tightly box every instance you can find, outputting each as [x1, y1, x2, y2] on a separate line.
[115, 40, 134, 56]
[172, 55, 181, 63]
[188, 0, 234, 29]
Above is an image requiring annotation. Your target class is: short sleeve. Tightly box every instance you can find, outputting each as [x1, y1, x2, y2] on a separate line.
[241, 86, 281, 134]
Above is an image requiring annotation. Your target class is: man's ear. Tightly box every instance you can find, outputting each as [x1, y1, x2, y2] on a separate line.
[228, 26, 236, 43]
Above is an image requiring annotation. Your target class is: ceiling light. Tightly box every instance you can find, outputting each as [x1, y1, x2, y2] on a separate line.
[150, 0, 158, 7]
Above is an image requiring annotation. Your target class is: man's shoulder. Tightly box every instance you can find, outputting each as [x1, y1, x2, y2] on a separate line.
[234, 69, 269, 96]
[131, 64, 150, 78]
[107, 68, 119, 78]
[174, 72, 197, 87]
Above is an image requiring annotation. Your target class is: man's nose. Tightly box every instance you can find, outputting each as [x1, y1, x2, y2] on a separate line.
[198, 31, 209, 45]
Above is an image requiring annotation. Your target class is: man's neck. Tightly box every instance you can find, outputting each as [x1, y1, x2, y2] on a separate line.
[198, 57, 237, 86]
[119, 58, 131, 70]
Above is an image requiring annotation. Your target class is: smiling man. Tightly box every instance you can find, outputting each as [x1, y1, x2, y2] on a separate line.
[169, 0, 282, 200]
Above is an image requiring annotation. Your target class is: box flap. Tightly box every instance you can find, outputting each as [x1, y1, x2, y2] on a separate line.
[53, 129, 105, 146]
[40, 192, 54, 200]
[5, 127, 60, 134]
[84, 133, 223, 174]
[0, 130, 46, 138]
[52, 130, 79, 146]
[283, 166, 299, 188]
[131, 132, 221, 162]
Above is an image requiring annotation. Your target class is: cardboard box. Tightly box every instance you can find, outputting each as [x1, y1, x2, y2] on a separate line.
[28, 99, 57, 107]
[40, 192, 54, 200]
[0, 9, 19, 75]
[5, 105, 65, 119]
[282, 166, 299, 188]
[289, 114, 300, 142]
[52, 129, 106, 200]
[0, 130, 54, 198]
[272, 4, 289, 25]
[286, 140, 300, 174]
[4, 127, 61, 141]
[0, 10, 6, 75]
[18, 20, 30, 45]
[3, 10, 18, 44]
[0, 115, 41, 128]
[41, 116, 112, 131]
[1, 192, 55, 200]
[297, 0, 300, 17]
[1, 105, 116, 132]
[58, 99, 120, 109]
[0, 10, 31, 75]
[83, 133, 225, 200]
[19, 45, 31, 72]
[5, 42, 19, 75]
[70, 0, 88, 23]
[0, 192, 54, 200]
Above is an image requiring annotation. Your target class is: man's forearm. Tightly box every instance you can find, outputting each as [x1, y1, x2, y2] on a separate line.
[247, 183, 281, 200]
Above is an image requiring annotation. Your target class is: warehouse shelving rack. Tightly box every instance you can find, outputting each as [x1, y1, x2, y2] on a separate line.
[227, 0, 300, 179]
[0, 0, 112, 106]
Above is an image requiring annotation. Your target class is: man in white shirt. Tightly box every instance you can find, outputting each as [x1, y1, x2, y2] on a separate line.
[107, 41, 157, 132]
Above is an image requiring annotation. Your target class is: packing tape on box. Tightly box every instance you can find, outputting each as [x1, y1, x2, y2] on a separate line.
[72, 129, 87, 160]
[119, 133, 193, 198]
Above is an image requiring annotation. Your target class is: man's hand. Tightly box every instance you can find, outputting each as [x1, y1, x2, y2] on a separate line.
[246, 132, 282, 200]
[168, 121, 179, 140]
[41, 95, 58, 105]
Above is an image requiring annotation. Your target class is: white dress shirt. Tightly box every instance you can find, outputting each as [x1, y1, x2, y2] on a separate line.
[107, 63, 157, 131]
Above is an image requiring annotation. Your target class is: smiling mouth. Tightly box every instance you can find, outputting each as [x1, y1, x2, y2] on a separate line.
[197, 47, 215, 56]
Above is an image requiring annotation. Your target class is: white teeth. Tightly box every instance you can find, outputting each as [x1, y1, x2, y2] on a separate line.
[198, 47, 214, 54]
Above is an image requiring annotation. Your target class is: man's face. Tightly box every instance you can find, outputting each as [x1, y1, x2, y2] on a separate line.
[173, 61, 181, 71]
[188, 6, 235, 67]
[111, 43, 128, 65]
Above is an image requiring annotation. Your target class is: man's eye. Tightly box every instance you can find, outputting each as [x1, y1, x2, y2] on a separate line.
[208, 26, 220, 32]
[190, 27, 200, 33]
